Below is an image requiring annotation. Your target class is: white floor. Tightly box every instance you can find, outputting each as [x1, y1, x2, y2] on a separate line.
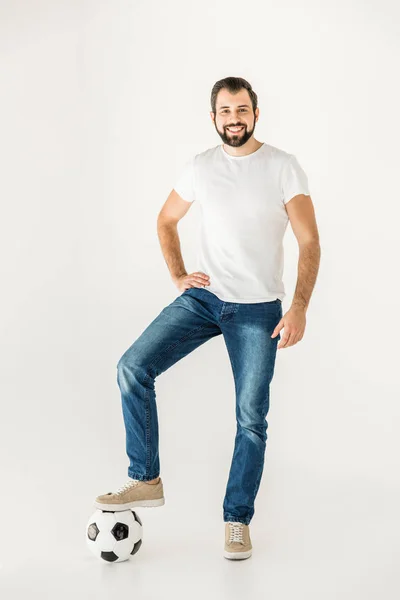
[1, 464, 398, 600]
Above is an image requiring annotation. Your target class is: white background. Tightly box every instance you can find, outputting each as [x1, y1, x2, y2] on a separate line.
[1, 0, 399, 598]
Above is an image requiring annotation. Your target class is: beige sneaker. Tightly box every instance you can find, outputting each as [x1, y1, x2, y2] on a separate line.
[94, 477, 165, 512]
[224, 521, 252, 560]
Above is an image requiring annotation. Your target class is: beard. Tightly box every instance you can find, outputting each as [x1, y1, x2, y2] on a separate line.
[214, 118, 256, 147]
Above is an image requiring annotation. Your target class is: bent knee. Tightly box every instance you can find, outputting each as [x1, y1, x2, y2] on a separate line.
[117, 354, 155, 387]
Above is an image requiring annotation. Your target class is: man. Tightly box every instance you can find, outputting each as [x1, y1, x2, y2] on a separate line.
[94, 76, 321, 560]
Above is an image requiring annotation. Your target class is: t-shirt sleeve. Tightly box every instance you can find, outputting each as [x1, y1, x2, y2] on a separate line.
[281, 154, 310, 205]
[173, 157, 196, 203]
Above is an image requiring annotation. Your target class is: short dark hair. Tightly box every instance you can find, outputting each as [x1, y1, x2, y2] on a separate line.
[210, 76, 258, 115]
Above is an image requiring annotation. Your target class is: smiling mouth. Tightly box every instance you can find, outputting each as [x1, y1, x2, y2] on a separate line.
[227, 126, 244, 133]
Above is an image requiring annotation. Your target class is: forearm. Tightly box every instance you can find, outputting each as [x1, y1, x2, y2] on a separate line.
[157, 221, 188, 281]
[291, 241, 321, 312]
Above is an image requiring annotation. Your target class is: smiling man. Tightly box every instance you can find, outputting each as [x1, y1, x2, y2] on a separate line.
[94, 76, 321, 561]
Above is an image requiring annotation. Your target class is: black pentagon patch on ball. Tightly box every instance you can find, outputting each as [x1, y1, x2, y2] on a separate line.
[87, 523, 99, 541]
[112, 522, 129, 541]
[132, 510, 142, 526]
[130, 538, 143, 556]
[101, 550, 119, 562]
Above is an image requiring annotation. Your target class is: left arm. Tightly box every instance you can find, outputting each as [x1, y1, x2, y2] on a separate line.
[271, 194, 321, 348]
[288, 193, 321, 311]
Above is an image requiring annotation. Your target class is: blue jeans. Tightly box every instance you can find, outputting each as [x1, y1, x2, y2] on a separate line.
[116, 287, 282, 525]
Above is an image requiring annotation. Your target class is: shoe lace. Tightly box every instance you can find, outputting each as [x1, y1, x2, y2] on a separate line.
[115, 479, 139, 495]
[228, 522, 244, 543]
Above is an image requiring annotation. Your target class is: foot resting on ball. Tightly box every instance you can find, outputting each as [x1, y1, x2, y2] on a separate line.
[94, 477, 165, 512]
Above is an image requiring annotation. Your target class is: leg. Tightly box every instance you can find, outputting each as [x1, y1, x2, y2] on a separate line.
[116, 292, 222, 481]
[221, 300, 282, 525]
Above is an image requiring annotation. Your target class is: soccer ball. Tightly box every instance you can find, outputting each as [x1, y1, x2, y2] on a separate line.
[86, 508, 143, 562]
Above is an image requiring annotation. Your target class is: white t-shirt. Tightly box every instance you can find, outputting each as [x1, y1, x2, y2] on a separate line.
[173, 142, 310, 303]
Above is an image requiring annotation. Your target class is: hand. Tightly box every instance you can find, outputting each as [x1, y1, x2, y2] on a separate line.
[271, 306, 306, 349]
[173, 271, 211, 292]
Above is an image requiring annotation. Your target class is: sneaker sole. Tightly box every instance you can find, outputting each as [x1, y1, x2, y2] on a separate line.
[94, 497, 165, 511]
[223, 549, 252, 560]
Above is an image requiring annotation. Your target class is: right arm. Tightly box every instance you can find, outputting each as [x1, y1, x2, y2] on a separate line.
[157, 189, 210, 290]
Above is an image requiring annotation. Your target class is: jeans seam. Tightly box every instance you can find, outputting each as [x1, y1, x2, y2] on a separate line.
[145, 388, 151, 473]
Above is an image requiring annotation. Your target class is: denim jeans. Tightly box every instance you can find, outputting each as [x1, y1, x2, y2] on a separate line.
[116, 286, 282, 525]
